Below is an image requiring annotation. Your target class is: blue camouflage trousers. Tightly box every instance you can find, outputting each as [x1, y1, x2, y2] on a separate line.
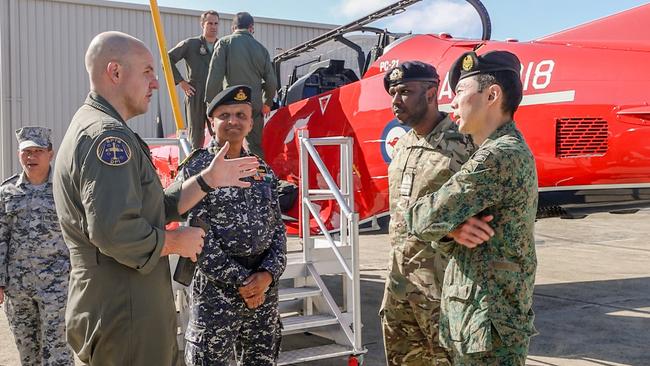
[184, 270, 282, 366]
[4, 280, 73, 366]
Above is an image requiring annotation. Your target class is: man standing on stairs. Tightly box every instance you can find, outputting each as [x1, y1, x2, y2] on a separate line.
[169, 10, 220, 149]
[380, 61, 476, 365]
[180, 85, 286, 366]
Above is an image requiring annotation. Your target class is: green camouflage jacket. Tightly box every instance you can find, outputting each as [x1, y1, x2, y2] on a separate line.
[406, 121, 538, 354]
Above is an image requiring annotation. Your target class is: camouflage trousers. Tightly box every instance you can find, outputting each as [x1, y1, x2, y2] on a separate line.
[452, 326, 529, 366]
[380, 289, 451, 366]
[4, 285, 73, 366]
[184, 271, 282, 366]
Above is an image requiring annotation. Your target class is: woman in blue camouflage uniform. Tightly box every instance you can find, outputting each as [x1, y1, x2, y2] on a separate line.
[180, 85, 286, 366]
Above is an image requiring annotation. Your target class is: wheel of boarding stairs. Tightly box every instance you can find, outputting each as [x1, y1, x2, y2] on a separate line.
[348, 354, 364, 366]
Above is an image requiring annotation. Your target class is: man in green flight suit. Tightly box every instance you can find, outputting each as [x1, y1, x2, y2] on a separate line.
[52, 31, 260, 366]
[169, 10, 220, 149]
[205, 11, 277, 158]
[381, 61, 474, 366]
[406, 50, 539, 365]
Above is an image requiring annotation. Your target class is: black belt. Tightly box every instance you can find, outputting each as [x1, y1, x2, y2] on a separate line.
[232, 251, 266, 270]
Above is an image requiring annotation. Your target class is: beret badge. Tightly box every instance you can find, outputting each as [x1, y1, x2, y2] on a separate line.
[234, 89, 247, 101]
[389, 68, 404, 82]
[462, 54, 474, 71]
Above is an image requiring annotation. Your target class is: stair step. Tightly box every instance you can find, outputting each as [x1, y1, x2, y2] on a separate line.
[279, 286, 321, 301]
[278, 344, 357, 365]
[282, 314, 339, 334]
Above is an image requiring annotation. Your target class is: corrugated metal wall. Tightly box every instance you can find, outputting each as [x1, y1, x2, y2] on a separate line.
[0, 0, 333, 179]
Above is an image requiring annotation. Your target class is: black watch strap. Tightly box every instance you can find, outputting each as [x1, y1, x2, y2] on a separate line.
[196, 174, 213, 193]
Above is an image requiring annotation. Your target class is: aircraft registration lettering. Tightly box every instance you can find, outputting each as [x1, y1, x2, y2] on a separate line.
[438, 59, 556, 101]
[379, 59, 400, 72]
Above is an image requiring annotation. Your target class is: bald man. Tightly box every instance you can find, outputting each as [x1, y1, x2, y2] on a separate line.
[52, 31, 259, 365]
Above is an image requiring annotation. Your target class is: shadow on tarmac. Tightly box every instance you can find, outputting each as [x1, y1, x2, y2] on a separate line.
[283, 276, 650, 365]
[530, 277, 650, 366]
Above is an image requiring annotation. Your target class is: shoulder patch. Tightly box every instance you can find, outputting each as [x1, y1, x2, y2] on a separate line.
[96, 136, 132, 166]
[471, 149, 491, 163]
[178, 148, 207, 169]
[1, 174, 19, 186]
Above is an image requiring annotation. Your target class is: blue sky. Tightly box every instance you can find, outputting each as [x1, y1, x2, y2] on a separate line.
[123, 0, 648, 41]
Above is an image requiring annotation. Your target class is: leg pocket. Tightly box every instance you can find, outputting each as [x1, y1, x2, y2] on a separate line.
[184, 324, 205, 366]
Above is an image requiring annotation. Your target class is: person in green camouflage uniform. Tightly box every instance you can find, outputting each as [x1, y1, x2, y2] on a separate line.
[406, 50, 538, 365]
[381, 61, 474, 365]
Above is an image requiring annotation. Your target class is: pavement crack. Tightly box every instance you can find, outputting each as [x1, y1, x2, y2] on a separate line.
[534, 292, 650, 314]
[535, 233, 650, 253]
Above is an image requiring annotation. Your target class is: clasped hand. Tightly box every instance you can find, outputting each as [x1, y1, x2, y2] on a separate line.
[238, 271, 273, 309]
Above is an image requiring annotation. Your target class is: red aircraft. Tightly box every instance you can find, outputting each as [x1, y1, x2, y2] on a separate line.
[152, 0, 650, 234]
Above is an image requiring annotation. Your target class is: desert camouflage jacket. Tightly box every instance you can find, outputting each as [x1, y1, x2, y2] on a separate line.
[387, 114, 474, 301]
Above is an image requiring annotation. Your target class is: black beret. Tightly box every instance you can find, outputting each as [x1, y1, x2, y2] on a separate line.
[206, 85, 252, 117]
[383, 61, 440, 93]
[449, 50, 521, 92]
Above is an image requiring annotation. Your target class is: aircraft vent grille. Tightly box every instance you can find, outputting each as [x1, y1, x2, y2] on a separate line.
[555, 118, 608, 158]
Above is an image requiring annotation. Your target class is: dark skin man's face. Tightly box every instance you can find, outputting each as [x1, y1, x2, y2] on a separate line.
[388, 81, 435, 128]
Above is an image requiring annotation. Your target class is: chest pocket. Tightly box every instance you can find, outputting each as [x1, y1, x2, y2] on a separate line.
[39, 192, 61, 231]
[4, 195, 28, 224]
[247, 181, 275, 229]
[411, 151, 450, 198]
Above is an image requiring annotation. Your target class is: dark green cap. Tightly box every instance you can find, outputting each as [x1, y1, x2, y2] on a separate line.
[449, 50, 521, 92]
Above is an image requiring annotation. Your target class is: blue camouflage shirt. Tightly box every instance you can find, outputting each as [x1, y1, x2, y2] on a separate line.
[180, 147, 286, 286]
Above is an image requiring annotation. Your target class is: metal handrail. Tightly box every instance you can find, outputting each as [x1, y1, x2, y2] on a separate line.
[298, 130, 363, 353]
[303, 198, 354, 279]
[301, 138, 353, 219]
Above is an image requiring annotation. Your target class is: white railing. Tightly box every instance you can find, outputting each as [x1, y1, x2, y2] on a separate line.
[298, 130, 363, 353]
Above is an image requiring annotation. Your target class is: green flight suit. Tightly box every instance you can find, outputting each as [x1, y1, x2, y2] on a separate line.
[382, 115, 474, 366]
[169, 35, 215, 149]
[205, 29, 277, 158]
[52, 92, 185, 365]
[406, 121, 538, 365]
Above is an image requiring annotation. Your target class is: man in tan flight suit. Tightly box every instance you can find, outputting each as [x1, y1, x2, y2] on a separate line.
[205, 11, 277, 158]
[52, 31, 260, 366]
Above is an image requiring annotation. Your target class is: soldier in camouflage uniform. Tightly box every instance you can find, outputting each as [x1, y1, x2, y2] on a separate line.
[181, 85, 287, 366]
[406, 51, 539, 365]
[0, 127, 74, 366]
[380, 61, 474, 366]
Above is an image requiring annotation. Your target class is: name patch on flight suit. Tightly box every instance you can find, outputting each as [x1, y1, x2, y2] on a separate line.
[97, 136, 132, 166]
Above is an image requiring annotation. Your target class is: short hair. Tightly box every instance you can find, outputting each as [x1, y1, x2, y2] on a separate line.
[201, 10, 219, 24]
[476, 71, 523, 116]
[233, 12, 254, 29]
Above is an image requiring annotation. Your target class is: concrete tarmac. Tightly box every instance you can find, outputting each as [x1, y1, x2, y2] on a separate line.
[1, 211, 649, 365]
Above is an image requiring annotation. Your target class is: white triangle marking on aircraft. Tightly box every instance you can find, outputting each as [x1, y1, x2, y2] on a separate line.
[319, 95, 332, 115]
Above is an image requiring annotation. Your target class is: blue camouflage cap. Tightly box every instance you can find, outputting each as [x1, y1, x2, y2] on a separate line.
[15, 126, 52, 150]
